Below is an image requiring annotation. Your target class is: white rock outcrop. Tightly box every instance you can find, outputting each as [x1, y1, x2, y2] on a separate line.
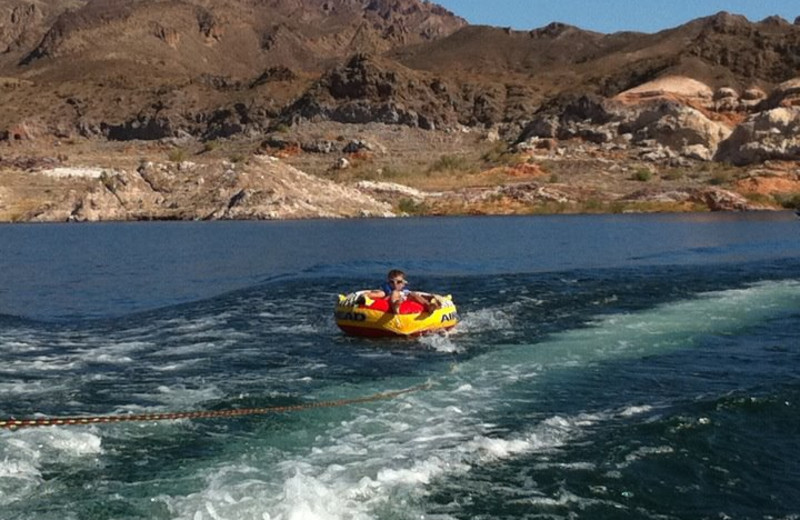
[715, 107, 800, 165]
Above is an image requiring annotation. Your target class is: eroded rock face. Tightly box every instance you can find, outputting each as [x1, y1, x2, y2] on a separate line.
[620, 101, 732, 152]
[30, 156, 394, 222]
[762, 78, 800, 109]
[615, 76, 714, 104]
[279, 53, 459, 130]
[715, 107, 800, 165]
[0, 3, 43, 53]
[621, 187, 765, 211]
[517, 92, 733, 161]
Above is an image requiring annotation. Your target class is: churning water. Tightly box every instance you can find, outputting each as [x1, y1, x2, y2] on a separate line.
[1, 213, 799, 519]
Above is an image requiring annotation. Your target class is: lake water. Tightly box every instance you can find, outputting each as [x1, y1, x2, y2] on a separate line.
[1, 212, 799, 519]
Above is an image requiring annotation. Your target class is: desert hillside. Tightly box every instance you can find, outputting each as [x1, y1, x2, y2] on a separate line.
[0, 1, 799, 221]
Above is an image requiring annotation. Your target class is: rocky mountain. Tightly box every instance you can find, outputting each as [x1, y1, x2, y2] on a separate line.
[1, 1, 799, 221]
[0, 0, 466, 138]
[1, 2, 798, 140]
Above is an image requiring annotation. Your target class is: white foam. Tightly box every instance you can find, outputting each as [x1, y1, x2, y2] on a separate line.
[162, 378, 605, 520]
[75, 340, 155, 359]
[468, 436, 533, 459]
[8, 357, 84, 372]
[524, 487, 608, 509]
[620, 445, 675, 467]
[281, 471, 370, 520]
[619, 404, 654, 417]
[453, 305, 515, 334]
[47, 430, 103, 456]
[171, 280, 797, 518]
[0, 339, 43, 354]
[417, 332, 462, 353]
[0, 457, 43, 506]
[11, 428, 103, 457]
[191, 282, 800, 517]
[0, 428, 103, 505]
[131, 384, 224, 409]
[510, 280, 800, 369]
[89, 353, 134, 364]
[149, 359, 204, 372]
[271, 324, 320, 334]
[168, 316, 228, 334]
[12, 279, 800, 518]
[163, 341, 234, 356]
[533, 461, 597, 471]
[0, 457, 42, 480]
[0, 380, 66, 396]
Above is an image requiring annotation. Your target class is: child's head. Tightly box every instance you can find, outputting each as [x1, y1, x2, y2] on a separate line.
[387, 269, 405, 280]
[387, 269, 407, 288]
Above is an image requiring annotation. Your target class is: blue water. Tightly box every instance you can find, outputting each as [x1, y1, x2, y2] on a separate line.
[1, 212, 799, 519]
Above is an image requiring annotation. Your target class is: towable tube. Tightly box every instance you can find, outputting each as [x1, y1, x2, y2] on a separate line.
[335, 291, 458, 337]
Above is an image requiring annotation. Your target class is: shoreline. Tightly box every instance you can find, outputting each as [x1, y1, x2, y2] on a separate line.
[1, 127, 798, 223]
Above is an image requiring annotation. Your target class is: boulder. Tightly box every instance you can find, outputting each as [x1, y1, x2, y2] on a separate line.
[334, 157, 351, 169]
[517, 115, 559, 140]
[1, 119, 45, 141]
[342, 139, 385, 154]
[615, 76, 714, 104]
[715, 107, 800, 165]
[355, 180, 430, 202]
[762, 78, 800, 109]
[301, 140, 336, 153]
[693, 187, 758, 211]
[714, 87, 738, 100]
[622, 187, 764, 211]
[261, 135, 299, 150]
[742, 87, 767, 101]
[620, 101, 732, 153]
[681, 144, 714, 161]
[740, 87, 767, 110]
[67, 169, 167, 221]
[713, 87, 739, 111]
[103, 116, 175, 141]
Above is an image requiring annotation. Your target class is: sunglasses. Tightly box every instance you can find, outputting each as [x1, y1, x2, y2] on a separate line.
[390, 279, 407, 285]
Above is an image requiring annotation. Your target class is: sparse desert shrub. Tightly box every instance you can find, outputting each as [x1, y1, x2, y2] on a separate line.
[583, 198, 606, 212]
[428, 154, 471, 173]
[662, 169, 684, 181]
[608, 201, 627, 213]
[708, 171, 732, 186]
[397, 197, 427, 215]
[167, 148, 186, 163]
[743, 193, 775, 206]
[200, 141, 218, 154]
[775, 192, 800, 209]
[633, 169, 652, 182]
[481, 142, 520, 165]
[379, 166, 408, 179]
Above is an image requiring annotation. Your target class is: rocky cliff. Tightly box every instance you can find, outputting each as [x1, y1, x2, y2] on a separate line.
[2, 154, 394, 222]
[1, 3, 799, 221]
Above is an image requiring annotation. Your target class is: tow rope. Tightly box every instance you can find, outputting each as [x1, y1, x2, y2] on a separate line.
[0, 383, 429, 431]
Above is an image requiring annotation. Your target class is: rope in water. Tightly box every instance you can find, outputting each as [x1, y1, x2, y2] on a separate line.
[0, 383, 430, 431]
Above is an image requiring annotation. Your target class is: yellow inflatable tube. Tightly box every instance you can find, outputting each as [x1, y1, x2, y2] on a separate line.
[335, 291, 458, 337]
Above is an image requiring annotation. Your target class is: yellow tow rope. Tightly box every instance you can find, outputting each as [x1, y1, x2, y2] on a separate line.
[0, 383, 430, 431]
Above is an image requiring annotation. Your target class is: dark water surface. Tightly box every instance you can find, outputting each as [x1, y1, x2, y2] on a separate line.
[1, 213, 799, 519]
